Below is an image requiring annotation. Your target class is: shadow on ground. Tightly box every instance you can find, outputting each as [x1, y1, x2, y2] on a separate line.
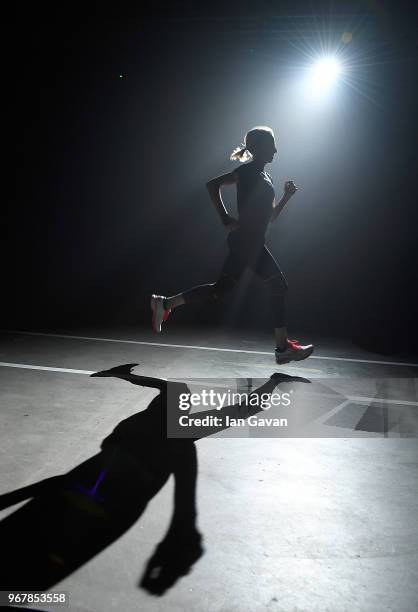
[0, 364, 310, 596]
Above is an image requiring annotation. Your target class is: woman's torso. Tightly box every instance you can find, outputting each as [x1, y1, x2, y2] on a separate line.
[234, 161, 275, 242]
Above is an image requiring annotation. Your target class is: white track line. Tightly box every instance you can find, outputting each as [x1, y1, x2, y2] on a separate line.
[0, 362, 95, 375]
[2, 329, 418, 368]
[1, 361, 417, 406]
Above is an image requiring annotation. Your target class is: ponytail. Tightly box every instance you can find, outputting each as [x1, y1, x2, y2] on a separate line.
[230, 144, 253, 162]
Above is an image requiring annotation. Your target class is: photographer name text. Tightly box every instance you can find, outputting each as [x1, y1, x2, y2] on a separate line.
[177, 415, 288, 427]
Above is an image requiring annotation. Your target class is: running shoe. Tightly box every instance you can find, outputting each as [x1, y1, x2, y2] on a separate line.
[151, 294, 171, 333]
[275, 338, 314, 365]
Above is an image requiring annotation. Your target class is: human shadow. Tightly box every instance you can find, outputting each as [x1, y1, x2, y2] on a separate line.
[0, 364, 310, 596]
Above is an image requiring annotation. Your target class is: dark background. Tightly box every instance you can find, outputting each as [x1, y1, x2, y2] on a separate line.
[8, 1, 418, 354]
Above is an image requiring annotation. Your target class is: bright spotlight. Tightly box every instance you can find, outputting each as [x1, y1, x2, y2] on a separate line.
[311, 57, 341, 87]
[302, 56, 343, 101]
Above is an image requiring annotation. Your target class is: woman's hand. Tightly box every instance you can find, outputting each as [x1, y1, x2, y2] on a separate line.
[284, 180, 298, 197]
[222, 214, 239, 232]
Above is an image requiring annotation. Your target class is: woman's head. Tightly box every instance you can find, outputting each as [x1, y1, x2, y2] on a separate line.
[230, 126, 277, 163]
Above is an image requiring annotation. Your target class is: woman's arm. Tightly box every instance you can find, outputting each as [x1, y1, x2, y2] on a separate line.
[206, 171, 239, 230]
[270, 180, 298, 224]
[270, 193, 290, 223]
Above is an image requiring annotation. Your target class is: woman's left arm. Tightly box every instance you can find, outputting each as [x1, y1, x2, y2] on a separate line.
[270, 180, 298, 223]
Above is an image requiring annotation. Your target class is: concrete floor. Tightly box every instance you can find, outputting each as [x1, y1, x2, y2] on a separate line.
[0, 326, 417, 612]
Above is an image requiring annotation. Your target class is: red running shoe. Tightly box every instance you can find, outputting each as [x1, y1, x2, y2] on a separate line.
[275, 338, 314, 365]
[151, 294, 171, 333]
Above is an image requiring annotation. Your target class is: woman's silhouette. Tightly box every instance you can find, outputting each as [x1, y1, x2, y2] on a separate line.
[0, 364, 308, 595]
[151, 125, 314, 365]
[0, 365, 202, 596]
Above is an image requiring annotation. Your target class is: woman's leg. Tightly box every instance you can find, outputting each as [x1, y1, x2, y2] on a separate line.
[166, 283, 216, 310]
[165, 293, 185, 309]
[254, 245, 314, 362]
[151, 278, 235, 333]
[151, 248, 243, 332]
[274, 325, 288, 352]
[166, 272, 239, 309]
[252, 245, 289, 349]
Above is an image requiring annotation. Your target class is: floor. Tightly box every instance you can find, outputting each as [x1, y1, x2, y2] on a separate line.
[0, 326, 417, 612]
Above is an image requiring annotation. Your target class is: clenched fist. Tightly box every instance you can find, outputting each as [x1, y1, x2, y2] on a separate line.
[284, 180, 298, 197]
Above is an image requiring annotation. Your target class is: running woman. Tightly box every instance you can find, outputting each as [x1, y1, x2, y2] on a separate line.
[151, 125, 314, 365]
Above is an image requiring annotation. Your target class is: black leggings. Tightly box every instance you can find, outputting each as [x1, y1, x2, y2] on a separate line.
[181, 232, 288, 327]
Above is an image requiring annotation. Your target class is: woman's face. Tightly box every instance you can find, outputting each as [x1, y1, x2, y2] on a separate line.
[253, 135, 278, 163]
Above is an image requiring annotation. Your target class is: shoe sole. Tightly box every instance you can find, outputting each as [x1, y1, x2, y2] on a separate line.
[275, 346, 314, 365]
[150, 296, 161, 333]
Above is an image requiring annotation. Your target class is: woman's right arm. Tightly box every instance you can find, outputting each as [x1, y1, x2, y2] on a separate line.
[206, 171, 239, 231]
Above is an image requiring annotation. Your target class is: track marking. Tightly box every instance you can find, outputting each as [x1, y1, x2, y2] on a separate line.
[0, 362, 95, 375]
[0, 362, 417, 406]
[1, 329, 418, 368]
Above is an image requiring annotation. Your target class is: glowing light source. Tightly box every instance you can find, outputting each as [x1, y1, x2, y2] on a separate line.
[302, 56, 344, 101]
[311, 57, 341, 87]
